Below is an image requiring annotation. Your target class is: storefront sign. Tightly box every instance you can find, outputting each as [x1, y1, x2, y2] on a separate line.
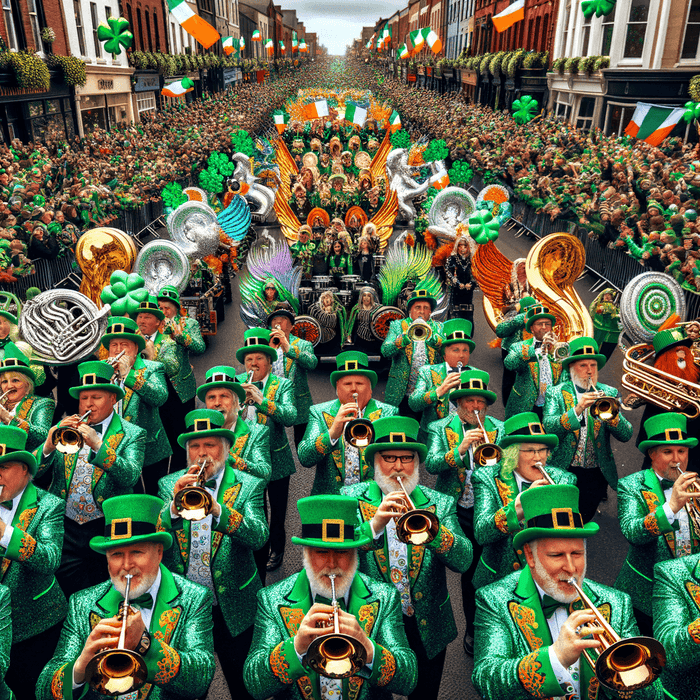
[187, 72, 200, 80]
[223, 67, 238, 87]
[97, 79, 114, 90]
[134, 74, 160, 92]
[462, 70, 477, 86]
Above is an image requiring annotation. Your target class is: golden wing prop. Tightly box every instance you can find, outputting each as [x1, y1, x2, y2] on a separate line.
[369, 190, 398, 251]
[370, 129, 392, 183]
[472, 241, 515, 333]
[273, 138, 301, 243]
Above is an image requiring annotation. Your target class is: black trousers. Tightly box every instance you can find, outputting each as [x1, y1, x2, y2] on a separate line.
[203, 607, 255, 700]
[293, 422, 308, 451]
[161, 392, 195, 476]
[457, 505, 482, 637]
[569, 466, 609, 523]
[7, 621, 63, 700]
[403, 614, 447, 700]
[501, 348, 516, 407]
[398, 395, 421, 422]
[268, 475, 290, 555]
[56, 516, 107, 599]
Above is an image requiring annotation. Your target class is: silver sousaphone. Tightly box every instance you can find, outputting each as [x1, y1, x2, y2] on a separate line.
[134, 240, 190, 295]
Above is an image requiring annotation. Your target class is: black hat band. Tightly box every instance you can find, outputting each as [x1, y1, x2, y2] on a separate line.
[648, 428, 686, 442]
[414, 289, 428, 297]
[0, 358, 27, 369]
[375, 432, 414, 444]
[301, 521, 355, 543]
[186, 418, 221, 433]
[138, 303, 160, 313]
[529, 306, 549, 316]
[108, 323, 131, 334]
[80, 374, 111, 387]
[571, 346, 596, 357]
[206, 373, 236, 384]
[244, 337, 270, 348]
[509, 422, 545, 438]
[0, 444, 20, 457]
[526, 508, 583, 531]
[447, 330, 469, 341]
[459, 378, 485, 391]
[105, 518, 157, 541]
[340, 360, 364, 371]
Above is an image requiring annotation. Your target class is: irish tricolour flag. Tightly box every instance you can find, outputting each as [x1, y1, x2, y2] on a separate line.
[265, 38, 274, 56]
[273, 109, 290, 134]
[389, 110, 402, 133]
[493, 0, 525, 33]
[302, 99, 329, 121]
[624, 103, 686, 146]
[408, 29, 425, 55]
[399, 43, 409, 60]
[345, 102, 367, 126]
[222, 36, 235, 55]
[166, 0, 219, 48]
[252, 29, 261, 42]
[240, 36, 245, 52]
[421, 27, 442, 54]
[162, 77, 194, 98]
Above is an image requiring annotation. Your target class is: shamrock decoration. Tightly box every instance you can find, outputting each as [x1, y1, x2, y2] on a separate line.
[96, 16, 133, 57]
[448, 160, 473, 184]
[207, 151, 234, 177]
[581, 0, 616, 18]
[512, 95, 538, 125]
[468, 210, 500, 245]
[390, 129, 410, 149]
[230, 129, 256, 157]
[683, 101, 700, 124]
[161, 182, 187, 210]
[199, 167, 224, 194]
[100, 271, 149, 316]
[423, 139, 449, 163]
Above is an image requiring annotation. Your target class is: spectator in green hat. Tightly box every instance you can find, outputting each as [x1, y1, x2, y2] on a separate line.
[37, 494, 215, 700]
[157, 285, 206, 358]
[196, 365, 271, 482]
[158, 409, 268, 699]
[343, 417, 471, 700]
[544, 336, 633, 523]
[236, 328, 297, 574]
[381, 287, 444, 416]
[243, 494, 418, 699]
[298, 351, 397, 497]
[473, 484, 663, 700]
[38, 360, 146, 599]
[504, 304, 563, 420]
[616, 412, 699, 638]
[0, 423, 67, 698]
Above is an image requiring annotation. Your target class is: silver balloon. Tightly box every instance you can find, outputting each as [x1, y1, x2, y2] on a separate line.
[19, 290, 111, 365]
[167, 201, 221, 259]
[428, 187, 476, 230]
[135, 240, 190, 294]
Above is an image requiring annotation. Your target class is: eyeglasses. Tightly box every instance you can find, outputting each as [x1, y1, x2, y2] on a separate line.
[380, 454, 415, 463]
[519, 448, 550, 456]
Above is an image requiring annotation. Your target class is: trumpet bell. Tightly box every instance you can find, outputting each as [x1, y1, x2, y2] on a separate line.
[590, 397, 619, 421]
[344, 419, 375, 448]
[85, 648, 148, 696]
[407, 321, 432, 343]
[473, 443, 503, 468]
[396, 508, 440, 546]
[305, 633, 368, 679]
[53, 427, 84, 455]
[596, 636, 666, 694]
[174, 486, 215, 521]
[552, 342, 570, 361]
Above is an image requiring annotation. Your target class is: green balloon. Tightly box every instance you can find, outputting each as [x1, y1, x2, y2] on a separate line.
[126, 273, 145, 292]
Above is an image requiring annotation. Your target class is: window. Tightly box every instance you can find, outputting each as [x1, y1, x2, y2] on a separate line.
[624, 0, 649, 59]
[2, 0, 19, 50]
[90, 3, 101, 57]
[26, 0, 43, 50]
[74, 0, 86, 56]
[105, 5, 111, 17]
[682, 1, 700, 60]
[606, 103, 636, 136]
[576, 96, 596, 129]
[136, 8, 144, 50]
[145, 10, 152, 51]
[554, 91, 573, 121]
[561, 0, 571, 56]
[580, 11, 591, 56]
[600, 5, 616, 55]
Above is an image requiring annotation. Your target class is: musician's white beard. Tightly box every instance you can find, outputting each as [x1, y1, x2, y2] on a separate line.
[303, 549, 358, 600]
[532, 543, 586, 605]
[374, 465, 420, 497]
[569, 367, 598, 389]
[186, 455, 227, 480]
[110, 570, 158, 600]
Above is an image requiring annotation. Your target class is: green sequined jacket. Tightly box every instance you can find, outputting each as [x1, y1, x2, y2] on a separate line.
[170, 316, 206, 356]
[297, 398, 398, 495]
[227, 417, 272, 483]
[652, 554, 700, 700]
[0, 585, 10, 700]
[8, 394, 55, 452]
[343, 480, 471, 660]
[543, 380, 633, 490]
[158, 465, 268, 638]
[278, 335, 318, 425]
[154, 331, 196, 403]
[36, 565, 215, 700]
[243, 569, 418, 700]
[495, 311, 528, 354]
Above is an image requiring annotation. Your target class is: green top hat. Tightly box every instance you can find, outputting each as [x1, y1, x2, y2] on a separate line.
[177, 408, 236, 448]
[561, 336, 606, 370]
[235, 328, 278, 363]
[101, 316, 146, 353]
[196, 365, 246, 403]
[0, 344, 36, 384]
[524, 304, 556, 331]
[406, 288, 437, 312]
[329, 351, 378, 388]
[157, 285, 181, 307]
[449, 369, 497, 404]
[0, 424, 37, 475]
[442, 318, 475, 351]
[0, 293, 18, 325]
[131, 294, 165, 321]
[513, 484, 599, 549]
[68, 361, 125, 400]
[638, 412, 698, 452]
[266, 305, 296, 327]
[291, 495, 372, 549]
[500, 412, 559, 450]
[89, 494, 173, 553]
[364, 416, 427, 464]
[652, 326, 691, 355]
[518, 296, 537, 312]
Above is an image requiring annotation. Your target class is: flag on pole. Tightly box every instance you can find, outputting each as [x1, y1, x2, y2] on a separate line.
[222, 36, 235, 55]
[408, 28, 425, 54]
[399, 43, 409, 59]
[166, 0, 220, 48]
[292, 31, 298, 51]
[273, 109, 290, 134]
[265, 38, 274, 56]
[345, 101, 367, 126]
[624, 103, 686, 146]
[366, 33, 375, 50]
[240, 36, 245, 52]
[493, 0, 525, 33]
[279, 40, 285, 53]
[389, 110, 402, 132]
[422, 27, 442, 54]
[162, 77, 194, 98]
[302, 99, 329, 120]
[299, 39, 307, 53]
[252, 29, 261, 41]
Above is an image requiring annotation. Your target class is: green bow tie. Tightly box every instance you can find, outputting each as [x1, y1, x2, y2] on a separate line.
[131, 593, 153, 609]
[541, 594, 567, 619]
[204, 479, 217, 490]
[315, 595, 346, 612]
[659, 478, 675, 490]
[0, 500, 12, 510]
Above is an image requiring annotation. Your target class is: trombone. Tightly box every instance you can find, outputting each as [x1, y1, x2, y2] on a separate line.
[174, 456, 215, 521]
[532, 461, 555, 485]
[673, 464, 700, 539]
[566, 577, 665, 694]
[305, 573, 368, 678]
[85, 574, 148, 696]
[344, 393, 375, 448]
[586, 377, 620, 422]
[394, 476, 439, 546]
[407, 318, 432, 343]
[52, 410, 92, 454]
[473, 410, 503, 467]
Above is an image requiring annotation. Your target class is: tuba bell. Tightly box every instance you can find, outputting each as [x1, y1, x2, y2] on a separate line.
[343, 393, 375, 448]
[407, 318, 432, 343]
[173, 457, 215, 521]
[395, 476, 440, 546]
[52, 410, 92, 454]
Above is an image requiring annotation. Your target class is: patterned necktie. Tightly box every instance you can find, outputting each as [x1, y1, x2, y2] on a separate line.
[386, 517, 414, 616]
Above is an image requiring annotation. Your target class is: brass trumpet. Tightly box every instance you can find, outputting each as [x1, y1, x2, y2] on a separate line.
[533, 461, 555, 485]
[395, 476, 439, 546]
[673, 464, 700, 539]
[174, 456, 215, 521]
[85, 574, 148, 696]
[0, 389, 13, 406]
[244, 370, 257, 406]
[473, 410, 503, 467]
[586, 377, 620, 422]
[344, 393, 375, 448]
[52, 410, 93, 454]
[566, 577, 666, 694]
[407, 318, 432, 343]
[543, 332, 570, 361]
[106, 350, 126, 381]
[305, 573, 368, 678]
[270, 324, 282, 348]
